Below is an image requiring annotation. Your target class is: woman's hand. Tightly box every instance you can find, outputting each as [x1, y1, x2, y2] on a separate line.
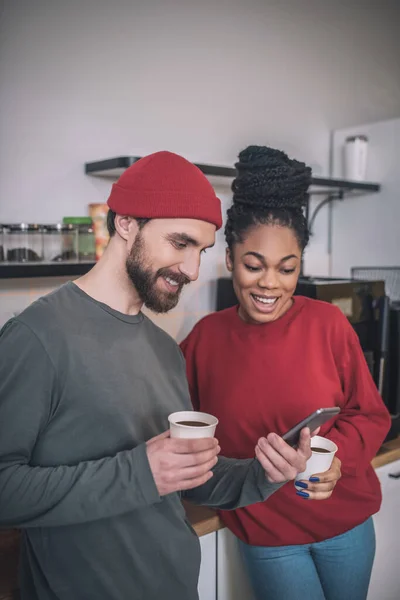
[296, 456, 342, 500]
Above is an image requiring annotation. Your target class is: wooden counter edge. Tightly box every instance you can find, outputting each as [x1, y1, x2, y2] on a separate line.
[183, 501, 224, 537]
[371, 436, 400, 469]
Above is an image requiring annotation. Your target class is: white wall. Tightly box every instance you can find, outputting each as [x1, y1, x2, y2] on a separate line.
[1, 0, 400, 337]
[331, 117, 400, 277]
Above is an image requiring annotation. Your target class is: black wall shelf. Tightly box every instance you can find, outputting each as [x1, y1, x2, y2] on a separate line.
[85, 155, 381, 237]
[84, 156, 236, 179]
[0, 262, 95, 279]
[84, 156, 381, 194]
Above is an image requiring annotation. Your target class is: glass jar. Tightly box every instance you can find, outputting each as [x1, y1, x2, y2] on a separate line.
[4, 224, 43, 262]
[63, 217, 96, 261]
[43, 224, 78, 262]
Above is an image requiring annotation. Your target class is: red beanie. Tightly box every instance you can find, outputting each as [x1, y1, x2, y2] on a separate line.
[107, 151, 222, 230]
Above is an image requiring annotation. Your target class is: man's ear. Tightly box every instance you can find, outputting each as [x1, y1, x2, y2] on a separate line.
[114, 215, 139, 241]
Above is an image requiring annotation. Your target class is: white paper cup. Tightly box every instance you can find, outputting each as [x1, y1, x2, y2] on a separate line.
[295, 436, 338, 490]
[168, 411, 218, 439]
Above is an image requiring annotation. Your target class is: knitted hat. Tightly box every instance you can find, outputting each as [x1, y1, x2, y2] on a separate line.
[107, 151, 222, 229]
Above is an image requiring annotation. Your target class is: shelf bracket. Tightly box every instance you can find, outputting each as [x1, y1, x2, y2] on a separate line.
[308, 190, 344, 235]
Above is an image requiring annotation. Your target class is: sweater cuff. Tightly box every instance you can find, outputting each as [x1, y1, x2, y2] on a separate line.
[254, 460, 286, 500]
[134, 442, 162, 506]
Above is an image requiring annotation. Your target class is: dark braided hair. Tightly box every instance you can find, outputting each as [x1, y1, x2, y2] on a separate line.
[225, 146, 311, 253]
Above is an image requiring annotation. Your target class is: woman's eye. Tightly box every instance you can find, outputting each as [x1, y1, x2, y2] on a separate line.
[281, 268, 296, 275]
[244, 264, 261, 272]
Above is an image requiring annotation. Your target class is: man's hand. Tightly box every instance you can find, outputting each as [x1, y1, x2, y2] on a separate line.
[296, 456, 342, 500]
[146, 431, 220, 496]
[255, 428, 312, 483]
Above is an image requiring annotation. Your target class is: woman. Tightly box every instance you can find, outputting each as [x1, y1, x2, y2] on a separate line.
[181, 146, 391, 600]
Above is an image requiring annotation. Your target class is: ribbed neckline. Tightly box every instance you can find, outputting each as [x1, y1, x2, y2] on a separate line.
[228, 295, 306, 336]
[67, 281, 144, 325]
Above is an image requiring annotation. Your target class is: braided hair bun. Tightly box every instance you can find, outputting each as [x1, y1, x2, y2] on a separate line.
[232, 145, 311, 210]
[225, 145, 311, 252]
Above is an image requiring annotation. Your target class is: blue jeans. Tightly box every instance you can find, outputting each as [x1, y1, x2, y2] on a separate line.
[239, 518, 375, 600]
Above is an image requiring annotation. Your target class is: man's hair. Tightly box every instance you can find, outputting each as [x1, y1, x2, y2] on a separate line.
[106, 209, 150, 237]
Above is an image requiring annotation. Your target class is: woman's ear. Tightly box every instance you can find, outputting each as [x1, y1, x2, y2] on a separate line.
[226, 247, 233, 272]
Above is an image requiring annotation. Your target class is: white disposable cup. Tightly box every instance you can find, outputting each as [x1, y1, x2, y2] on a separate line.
[168, 411, 219, 439]
[295, 435, 338, 490]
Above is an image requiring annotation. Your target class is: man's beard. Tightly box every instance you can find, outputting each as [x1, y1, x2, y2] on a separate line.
[126, 232, 190, 313]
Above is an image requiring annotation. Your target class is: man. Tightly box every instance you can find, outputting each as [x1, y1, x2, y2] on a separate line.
[0, 151, 311, 600]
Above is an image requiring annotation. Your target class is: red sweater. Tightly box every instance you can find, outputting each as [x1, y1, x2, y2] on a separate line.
[180, 296, 391, 546]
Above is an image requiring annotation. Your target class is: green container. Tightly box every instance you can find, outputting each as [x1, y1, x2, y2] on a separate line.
[63, 217, 96, 261]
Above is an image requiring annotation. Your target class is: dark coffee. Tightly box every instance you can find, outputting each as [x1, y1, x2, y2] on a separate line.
[311, 447, 330, 453]
[177, 420, 209, 427]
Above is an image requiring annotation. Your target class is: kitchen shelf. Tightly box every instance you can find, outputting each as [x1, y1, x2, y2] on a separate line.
[0, 262, 95, 279]
[84, 156, 381, 193]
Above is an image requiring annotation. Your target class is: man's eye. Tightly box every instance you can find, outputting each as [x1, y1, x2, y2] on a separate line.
[173, 241, 187, 250]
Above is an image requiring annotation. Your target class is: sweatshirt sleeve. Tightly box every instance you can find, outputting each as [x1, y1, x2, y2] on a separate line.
[0, 319, 161, 528]
[183, 456, 283, 509]
[323, 314, 391, 477]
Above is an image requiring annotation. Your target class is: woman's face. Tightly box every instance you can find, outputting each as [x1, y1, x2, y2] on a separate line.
[226, 224, 302, 324]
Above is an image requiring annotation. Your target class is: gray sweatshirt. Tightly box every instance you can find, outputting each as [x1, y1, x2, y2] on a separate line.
[0, 282, 281, 600]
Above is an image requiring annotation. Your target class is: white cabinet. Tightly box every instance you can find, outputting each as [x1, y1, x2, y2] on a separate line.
[217, 528, 256, 600]
[368, 459, 400, 600]
[198, 532, 217, 600]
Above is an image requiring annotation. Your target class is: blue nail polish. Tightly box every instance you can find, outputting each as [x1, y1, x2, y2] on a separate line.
[296, 490, 309, 498]
[296, 481, 308, 489]
[309, 477, 320, 482]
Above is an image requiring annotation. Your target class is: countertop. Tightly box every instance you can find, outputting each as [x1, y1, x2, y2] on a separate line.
[1, 436, 399, 599]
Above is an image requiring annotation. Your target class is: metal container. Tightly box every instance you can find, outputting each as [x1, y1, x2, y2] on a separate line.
[3, 224, 43, 262]
[344, 135, 368, 181]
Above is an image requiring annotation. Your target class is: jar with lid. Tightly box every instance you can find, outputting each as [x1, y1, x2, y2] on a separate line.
[43, 224, 78, 262]
[63, 217, 96, 261]
[3, 224, 43, 262]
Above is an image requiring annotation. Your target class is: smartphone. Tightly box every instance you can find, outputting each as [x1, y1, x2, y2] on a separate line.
[282, 407, 340, 447]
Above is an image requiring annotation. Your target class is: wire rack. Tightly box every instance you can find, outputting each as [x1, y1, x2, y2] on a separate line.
[351, 267, 400, 303]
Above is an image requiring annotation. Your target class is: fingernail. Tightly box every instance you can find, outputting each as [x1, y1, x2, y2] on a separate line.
[309, 477, 320, 482]
[296, 491, 309, 498]
[295, 481, 308, 489]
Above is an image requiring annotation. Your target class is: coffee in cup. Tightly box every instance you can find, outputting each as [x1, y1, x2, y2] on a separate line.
[168, 411, 219, 439]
